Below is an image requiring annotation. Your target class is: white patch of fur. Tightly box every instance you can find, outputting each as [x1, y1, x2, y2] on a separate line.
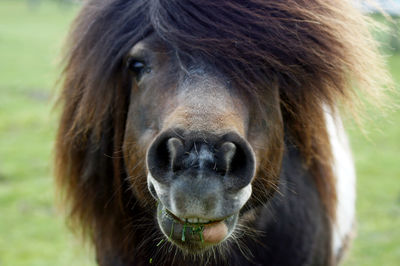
[324, 108, 356, 258]
[232, 184, 253, 210]
[147, 172, 171, 207]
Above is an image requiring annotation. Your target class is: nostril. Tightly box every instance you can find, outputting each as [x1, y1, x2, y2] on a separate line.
[167, 138, 184, 172]
[219, 133, 256, 189]
[229, 142, 249, 177]
[147, 132, 182, 182]
[220, 142, 236, 175]
[147, 130, 255, 189]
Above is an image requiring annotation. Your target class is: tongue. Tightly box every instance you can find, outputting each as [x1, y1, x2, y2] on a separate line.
[202, 221, 228, 243]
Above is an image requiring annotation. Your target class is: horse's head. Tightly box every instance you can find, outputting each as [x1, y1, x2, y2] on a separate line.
[123, 34, 283, 250]
[56, 0, 389, 262]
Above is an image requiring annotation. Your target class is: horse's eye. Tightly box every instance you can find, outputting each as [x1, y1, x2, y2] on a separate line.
[126, 58, 151, 78]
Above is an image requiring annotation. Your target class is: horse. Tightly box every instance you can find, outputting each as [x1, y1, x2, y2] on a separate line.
[55, 0, 389, 265]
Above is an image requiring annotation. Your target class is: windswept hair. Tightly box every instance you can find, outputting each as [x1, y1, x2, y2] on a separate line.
[56, 0, 390, 262]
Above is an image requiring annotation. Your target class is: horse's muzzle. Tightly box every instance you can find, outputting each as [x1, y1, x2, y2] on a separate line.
[146, 128, 255, 250]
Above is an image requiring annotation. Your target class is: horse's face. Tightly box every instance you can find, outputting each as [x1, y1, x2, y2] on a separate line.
[123, 35, 283, 252]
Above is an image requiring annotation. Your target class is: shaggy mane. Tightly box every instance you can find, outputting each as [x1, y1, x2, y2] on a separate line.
[55, 0, 390, 263]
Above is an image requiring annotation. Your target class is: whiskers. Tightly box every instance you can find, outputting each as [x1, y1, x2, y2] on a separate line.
[141, 216, 265, 266]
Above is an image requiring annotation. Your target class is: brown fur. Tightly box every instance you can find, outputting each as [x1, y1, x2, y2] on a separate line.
[55, 0, 389, 264]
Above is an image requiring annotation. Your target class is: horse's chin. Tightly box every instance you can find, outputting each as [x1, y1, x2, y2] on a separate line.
[156, 202, 238, 252]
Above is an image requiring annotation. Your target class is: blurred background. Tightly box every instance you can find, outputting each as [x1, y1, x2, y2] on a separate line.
[0, 0, 398, 265]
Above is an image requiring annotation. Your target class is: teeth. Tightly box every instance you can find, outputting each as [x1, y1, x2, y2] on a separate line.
[184, 217, 211, 224]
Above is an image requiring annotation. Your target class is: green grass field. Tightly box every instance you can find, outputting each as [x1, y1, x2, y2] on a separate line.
[0, 1, 399, 265]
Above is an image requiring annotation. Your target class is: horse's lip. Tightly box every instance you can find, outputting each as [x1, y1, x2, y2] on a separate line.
[157, 203, 239, 250]
[164, 208, 226, 226]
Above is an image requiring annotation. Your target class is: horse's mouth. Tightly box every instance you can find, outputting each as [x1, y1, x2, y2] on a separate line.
[156, 203, 238, 252]
[165, 208, 224, 225]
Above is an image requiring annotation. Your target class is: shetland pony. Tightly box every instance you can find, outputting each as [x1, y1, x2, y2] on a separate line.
[55, 0, 388, 265]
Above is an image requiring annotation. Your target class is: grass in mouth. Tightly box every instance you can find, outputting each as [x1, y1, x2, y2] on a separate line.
[191, 224, 205, 243]
[181, 222, 205, 243]
[169, 222, 174, 240]
[156, 239, 164, 247]
[181, 223, 186, 242]
[159, 204, 205, 243]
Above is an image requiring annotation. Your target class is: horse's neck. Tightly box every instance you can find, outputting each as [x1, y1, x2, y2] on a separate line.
[244, 110, 355, 266]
